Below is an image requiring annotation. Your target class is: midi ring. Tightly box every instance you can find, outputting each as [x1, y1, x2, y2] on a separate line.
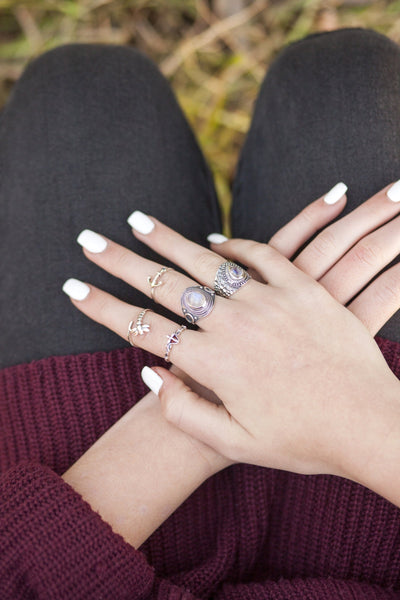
[165, 325, 187, 362]
[127, 308, 152, 347]
[148, 266, 170, 301]
[181, 285, 215, 324]
[214, 261, 251, 298]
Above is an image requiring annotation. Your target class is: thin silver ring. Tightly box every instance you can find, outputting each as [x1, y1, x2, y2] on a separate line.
[148, 266, 170, 302]
[165, 325, 187, 362]
[214, 261, 251, 298]
[127, 308, 152, 347]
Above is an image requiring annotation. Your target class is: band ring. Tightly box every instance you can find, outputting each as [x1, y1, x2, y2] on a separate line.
[181, 285, 216, 324]
[214, 261, 251, 298]
[127, 308, 152, 347]
[165, 325, 187, 362]
[148, 266, 170, 302]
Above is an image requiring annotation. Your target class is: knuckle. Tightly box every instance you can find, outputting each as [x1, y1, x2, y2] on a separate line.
[308, 228, 336, 258]
[351, 242, 380, 267]
[160, 272, 182, 299]
[195, 251, 220, 275]
[299, 203, 318, 226]
[374, 272, 400, 305]
[114, 247, 133, 272]
[96, 297, 112, 322]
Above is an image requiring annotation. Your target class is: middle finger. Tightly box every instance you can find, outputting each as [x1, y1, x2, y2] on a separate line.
[77, 230, 229, 328]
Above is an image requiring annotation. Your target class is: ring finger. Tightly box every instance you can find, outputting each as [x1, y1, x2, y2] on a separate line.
[61, 281, 210, 379]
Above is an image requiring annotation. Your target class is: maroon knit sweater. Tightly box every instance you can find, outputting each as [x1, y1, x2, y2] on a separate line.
[1, 338, 400, 599]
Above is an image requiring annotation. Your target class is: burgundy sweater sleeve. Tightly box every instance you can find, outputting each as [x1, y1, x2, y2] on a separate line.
[0, 462, 197, 600]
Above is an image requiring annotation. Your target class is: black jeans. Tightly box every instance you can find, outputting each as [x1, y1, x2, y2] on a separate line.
[1, 28, 400, 369]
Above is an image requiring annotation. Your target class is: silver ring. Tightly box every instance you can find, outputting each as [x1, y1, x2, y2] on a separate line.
[214, 261, 251, 298]
[165, 325, 187, 362]
[148, 266, 170, 301]
[181, 285, 215, 324]
[127, 309, 152, 347]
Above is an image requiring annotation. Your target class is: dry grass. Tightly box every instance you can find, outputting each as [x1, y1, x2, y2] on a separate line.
[1, 0, 400, 225]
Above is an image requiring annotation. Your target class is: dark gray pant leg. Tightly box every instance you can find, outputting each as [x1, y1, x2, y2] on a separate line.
[0, 44, 221, 368]
[232, 28, 400, 341]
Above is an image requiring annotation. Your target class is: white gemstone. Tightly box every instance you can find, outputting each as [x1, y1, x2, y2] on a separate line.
[228, 264, 243, 279]
[187, 291, 206, 309]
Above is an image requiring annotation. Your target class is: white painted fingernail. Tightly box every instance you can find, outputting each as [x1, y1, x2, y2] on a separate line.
[141, 366, 163, 395]
[324, 182, 348, 205]
[127, 211, 155, 234]
[62, 278, 90, 301]
[387, 180, 400, 202]
[77, 229, 107, 253]
[207, 233, 229, 244]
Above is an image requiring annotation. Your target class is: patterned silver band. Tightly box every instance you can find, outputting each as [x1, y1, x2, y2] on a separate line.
[181, 285, 216, 324]
[127, 308, 151, 347]
[214, 261, 251, 298]
[165, 325, 187, 362]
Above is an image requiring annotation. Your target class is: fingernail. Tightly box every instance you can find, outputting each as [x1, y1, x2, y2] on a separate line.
[127, 211, 155, 234]
[207, 233, 229, 244]
[62, 278, 90, 301]
[324, 182, 348, 205]
[387, 180, 400, 202]
[141, 366, 163, 395]
[77, 229, 107, 253]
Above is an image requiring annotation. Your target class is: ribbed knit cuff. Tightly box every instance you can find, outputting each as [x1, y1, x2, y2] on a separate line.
[219, 577, 400, 599]
[0, 462, 155, 599]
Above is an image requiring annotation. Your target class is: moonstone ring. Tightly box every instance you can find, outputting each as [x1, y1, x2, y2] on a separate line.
[181, 285, 216, 324]
[214, 261, 251, 298]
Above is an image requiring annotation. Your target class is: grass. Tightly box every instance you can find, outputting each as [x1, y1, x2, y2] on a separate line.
[1, 0, 400, 228]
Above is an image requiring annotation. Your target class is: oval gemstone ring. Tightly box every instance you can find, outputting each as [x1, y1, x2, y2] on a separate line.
[181, 285, 216, 324]
[214, 261, 251, 298]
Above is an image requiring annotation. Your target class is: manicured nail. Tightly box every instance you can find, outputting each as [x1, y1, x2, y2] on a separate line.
[387, 180, 400, 202]
[141, 366, 163, 395]
[77, 229, 107, 253]
[324, 182, 348, 205]
[127, 210, 155, 234]
[207, 233, 229, 244]
[62, 278, 90, 301]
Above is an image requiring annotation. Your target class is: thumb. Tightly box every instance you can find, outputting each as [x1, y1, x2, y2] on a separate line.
[141, 366, 241, 459]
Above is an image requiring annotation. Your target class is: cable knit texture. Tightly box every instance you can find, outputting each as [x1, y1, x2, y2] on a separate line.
[1, 337, 400, 599]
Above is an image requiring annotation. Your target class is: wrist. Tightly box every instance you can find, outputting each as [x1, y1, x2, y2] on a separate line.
[336, 375, 400, 505]
[63, 390, 226, 548]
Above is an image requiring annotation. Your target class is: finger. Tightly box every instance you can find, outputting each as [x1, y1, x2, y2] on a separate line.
[128, 212, 302, 288]
[347, 263, 400, 336]
[142, 365, 249, 462]
[62, 279, 209, 379]
[201, 238, 308, 287]
[267, 182, 347, 258]
[319, 214, 400, 304]
[294, 181, 400, 280]
[77, 230, 229, 329]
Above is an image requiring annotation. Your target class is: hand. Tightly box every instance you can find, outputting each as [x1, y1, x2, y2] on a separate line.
[64, 181, 400, 481]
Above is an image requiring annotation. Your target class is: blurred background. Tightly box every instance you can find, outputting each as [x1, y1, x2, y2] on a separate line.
[0, 0, 400, 220]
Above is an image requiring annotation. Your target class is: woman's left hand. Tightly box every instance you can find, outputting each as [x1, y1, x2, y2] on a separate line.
[64, 182, 400, 483]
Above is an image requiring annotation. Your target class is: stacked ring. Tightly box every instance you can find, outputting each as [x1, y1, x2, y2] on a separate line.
[214, 261, 251, 298]
[165, 325, 187, 362]
[127, 308, 152, 347]
[148, 266, 170, 301]
[181, 285, 216, 324]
